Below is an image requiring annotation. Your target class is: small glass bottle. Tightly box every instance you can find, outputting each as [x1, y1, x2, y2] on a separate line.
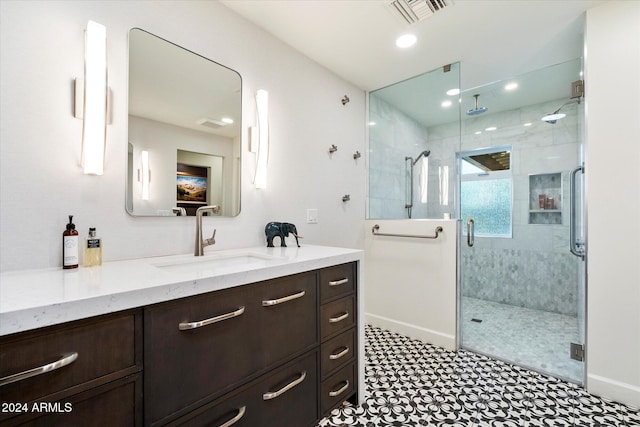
[63, 215, 79, 269]
[84, 227, 102, 267]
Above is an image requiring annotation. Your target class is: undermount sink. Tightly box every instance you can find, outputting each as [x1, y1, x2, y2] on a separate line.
[151, 252, 278, 274]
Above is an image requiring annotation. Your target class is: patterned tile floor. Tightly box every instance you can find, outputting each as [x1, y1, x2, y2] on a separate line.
[317, 325, 640, 427]
[461, 297, 583, 383]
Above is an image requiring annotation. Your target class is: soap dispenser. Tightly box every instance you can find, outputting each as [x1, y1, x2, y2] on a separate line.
[63, 215, 79, 269]
[84, 227, 102, 267]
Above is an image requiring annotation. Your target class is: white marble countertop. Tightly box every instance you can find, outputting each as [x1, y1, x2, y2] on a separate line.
[0, 245, 363, 336]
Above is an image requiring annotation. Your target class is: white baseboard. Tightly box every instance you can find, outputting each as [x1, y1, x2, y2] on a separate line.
[365, 312, 456, 351]
[587, 373, 640, 409]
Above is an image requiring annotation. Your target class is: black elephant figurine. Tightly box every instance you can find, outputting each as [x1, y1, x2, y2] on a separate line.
[265, 222, 302, 247]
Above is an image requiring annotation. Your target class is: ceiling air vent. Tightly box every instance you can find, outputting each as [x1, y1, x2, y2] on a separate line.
[386, 0, 452, 25]
[196, 118, 226, 129]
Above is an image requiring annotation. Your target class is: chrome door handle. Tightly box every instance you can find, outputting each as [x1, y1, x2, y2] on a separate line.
[0, 352, 78, 386]
[329, 312, 349, 323]
[262, 290, 306, 307]
[329, 278, 349, 287]
[329, 346, 350, 360]
[179, 306, 245, 330]
[328, 380, 350, 397]
[466, 218, 475, 247]
[217, 406, 246, 427]
[570, 165, 585, 259]
[262, 371, 307, 400]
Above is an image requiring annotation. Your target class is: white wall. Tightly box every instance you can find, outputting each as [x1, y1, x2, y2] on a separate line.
[585, 1, 640, 408]
[0, 1, 366, 271]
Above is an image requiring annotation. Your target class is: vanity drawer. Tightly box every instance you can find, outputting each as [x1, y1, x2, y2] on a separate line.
[168, 351, 317, 427]
[320, 328, 355, 379]
[0, 310, 141, 407]
[319, 262, 355, 303]
[321, 362, 355, 415]
[320, 296, 355, 340]
[144, 272, 317, 425]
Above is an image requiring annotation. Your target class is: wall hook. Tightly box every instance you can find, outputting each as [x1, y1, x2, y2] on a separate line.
[342, 194, 351, 202]
[329, 144, 338, 154]
[353, 151, 361, 160]
[341, 95, 350, 106]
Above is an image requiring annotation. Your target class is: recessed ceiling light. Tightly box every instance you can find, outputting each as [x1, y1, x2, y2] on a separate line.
[396, 34, 417, 48]
[485, 126, 497, 131]
[446, 88, 460, 96]
[441, 100, 452, 108]
[505, 82, 518, 91]
[221, 117, 234, 124]
[524, 122, 532, 127]
[368, 121, 376, 126]
[475, 131, 482, 135]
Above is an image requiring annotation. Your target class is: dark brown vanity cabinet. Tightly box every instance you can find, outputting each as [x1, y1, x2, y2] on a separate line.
[318, 263, 358, 416]
[0, 261, 359, 427]
[0, 310, 143, 426]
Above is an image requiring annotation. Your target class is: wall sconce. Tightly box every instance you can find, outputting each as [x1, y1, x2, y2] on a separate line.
[79, 20, 108, 175]
[140, 150, 150, 200]
[254, 89, 269, 189]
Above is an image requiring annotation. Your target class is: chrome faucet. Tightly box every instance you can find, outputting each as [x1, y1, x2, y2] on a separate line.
[194, 205, 219, 256]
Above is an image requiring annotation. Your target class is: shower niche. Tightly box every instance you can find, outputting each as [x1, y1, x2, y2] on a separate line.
[529, 172, 562, 224]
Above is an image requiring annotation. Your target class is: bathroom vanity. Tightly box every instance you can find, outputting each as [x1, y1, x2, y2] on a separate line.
[0, 245, 363, 426]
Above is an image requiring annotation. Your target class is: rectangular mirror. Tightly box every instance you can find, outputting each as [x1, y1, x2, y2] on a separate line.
[127, 28, 242, 217]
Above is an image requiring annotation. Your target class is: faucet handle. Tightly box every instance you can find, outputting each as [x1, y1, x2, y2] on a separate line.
[204, 229, 216, 246]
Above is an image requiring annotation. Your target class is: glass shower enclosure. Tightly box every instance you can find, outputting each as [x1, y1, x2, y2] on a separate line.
[367, 58, 586, 384]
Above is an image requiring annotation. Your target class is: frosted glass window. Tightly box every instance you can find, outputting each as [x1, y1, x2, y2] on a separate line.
[460, 146, 512, 237]
[461, 179, 512, 237]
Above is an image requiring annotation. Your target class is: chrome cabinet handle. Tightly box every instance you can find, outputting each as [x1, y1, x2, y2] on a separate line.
[329, 312, 349, 323]
[329, 278, 349, 287]
[262, 371, 307, 400]
[179, 306, 245, 330]
[262, 290, 305, 307]
[328, 380, 350, 397]
[217, 406, 246, 427]
[0, 352, 78, 386]
[466, 218, 475, 247]
[329, 346, 350, 360]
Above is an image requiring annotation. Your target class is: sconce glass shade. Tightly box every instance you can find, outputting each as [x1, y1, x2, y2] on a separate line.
[141, 150, 150, 200]
[81, 20, 107, 175]
[255, 89, 269, 189]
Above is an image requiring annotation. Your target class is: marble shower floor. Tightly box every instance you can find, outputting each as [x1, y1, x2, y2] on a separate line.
[461, 297, 583, 383]
[317, 325, 639, 427]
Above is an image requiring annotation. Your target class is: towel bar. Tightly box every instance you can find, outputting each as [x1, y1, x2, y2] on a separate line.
[371, 224, 443, 239]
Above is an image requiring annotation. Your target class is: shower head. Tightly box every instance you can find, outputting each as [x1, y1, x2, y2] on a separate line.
[411, 150, 430, 166]
[466, 94, 488, 116]
[542, 99, 581, 124]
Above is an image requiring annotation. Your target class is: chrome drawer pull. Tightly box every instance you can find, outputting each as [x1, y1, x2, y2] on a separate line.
[0, 352, 78, 386]
[329, 278, 349, 287]
[329, 312, 349, 323]
[329, 346, 350, 360]
[262, 290, 305, 307]
[218, 406, 246, 427]
[328, 380, 350, 397]
[262, 371, 307, 401]
[179, 306, 245, 331]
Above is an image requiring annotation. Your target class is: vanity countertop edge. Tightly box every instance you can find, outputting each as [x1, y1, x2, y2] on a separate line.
[0, 245, 363, 336]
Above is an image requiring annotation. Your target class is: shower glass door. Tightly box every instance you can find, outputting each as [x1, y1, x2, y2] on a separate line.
[458, 58, 586, 384]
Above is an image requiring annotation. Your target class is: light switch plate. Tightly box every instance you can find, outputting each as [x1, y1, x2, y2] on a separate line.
[306, 209, 318, 224]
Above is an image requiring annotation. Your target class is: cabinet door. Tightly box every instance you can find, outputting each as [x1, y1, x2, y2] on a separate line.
[319, 262, 355, 303]
[0, 311, 140, 411]
[320, 296, 355, 340]
[144, 285, 257, 425]
[251, 271, 317, 368]
[168, 352, 317, 427]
